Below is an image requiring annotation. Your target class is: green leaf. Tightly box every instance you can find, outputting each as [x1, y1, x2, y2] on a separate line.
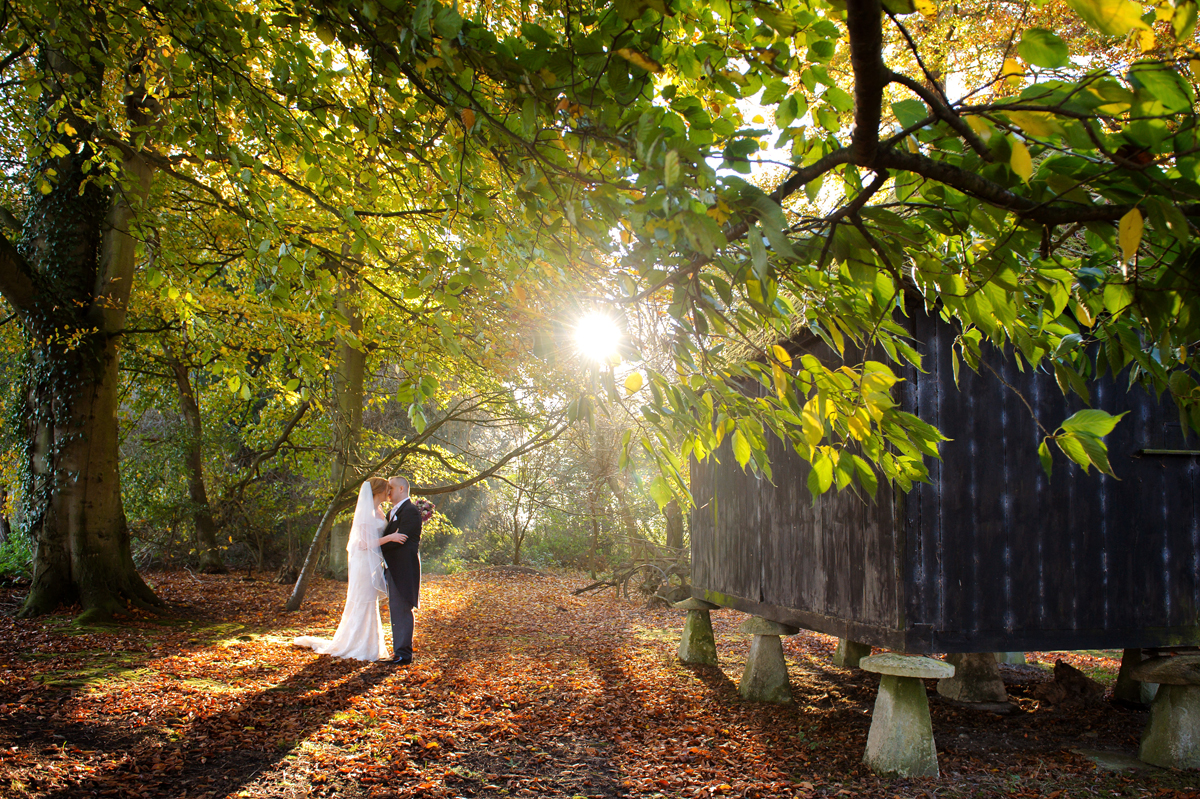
[1066, 0, 1147, 36]
[664, 149, 681, 187]
[648, 476, 673, 509]
[1060, 408, 1127, 437]
[1038, 440, 1053, 478]
[1129, 62, 1192, 114]
[823, 86, 853, 113]
[809, 451, 834, 495]
[1017, 28, 1070, 68]
[892, 99, 928, 129]
[1174, 0, 1198, 41]
[1056, 431, 1090, 472]
[881, 0, 916, 13]
[732, 429, 751, 469]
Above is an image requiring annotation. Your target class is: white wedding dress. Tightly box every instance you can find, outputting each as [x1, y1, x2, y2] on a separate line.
[293, 482, 390, 661]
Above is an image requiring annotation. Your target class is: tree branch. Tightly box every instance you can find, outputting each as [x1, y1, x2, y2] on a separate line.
[885, 68, 991, 159]
[0, 231, 35, 315]
[845, 0, 885, 166]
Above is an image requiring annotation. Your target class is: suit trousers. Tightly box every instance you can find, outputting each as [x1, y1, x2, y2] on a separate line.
[386, 568, 415, 659]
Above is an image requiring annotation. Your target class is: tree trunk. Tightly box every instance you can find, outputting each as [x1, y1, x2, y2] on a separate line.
[664, 499, 684, 551]
[14, 41, 162, 620]
[607, 474, 647, 561]
[167, 354, 225, 573]
[327, 263, 365, 580]
[0, 486, 10, 545]
[285, 489, 357, 611]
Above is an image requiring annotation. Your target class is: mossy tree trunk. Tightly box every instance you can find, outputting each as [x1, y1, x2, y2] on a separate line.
[0, 38, 162, 620]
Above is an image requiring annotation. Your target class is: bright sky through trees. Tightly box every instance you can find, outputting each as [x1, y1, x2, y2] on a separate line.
[574, 313, 623, 363]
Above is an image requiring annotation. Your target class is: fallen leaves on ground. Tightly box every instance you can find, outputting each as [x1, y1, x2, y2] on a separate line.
[0, 570, 1196, 798]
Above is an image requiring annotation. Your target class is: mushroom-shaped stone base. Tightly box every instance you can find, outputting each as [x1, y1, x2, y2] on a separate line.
[674, 598, 719, 666]
[737, 617, 799, 704]
[937, 653, 1008, 703]
[860, 654, 955, 778]
[833, 639, 872, 669]
[1131, 655, 1200, 769]
[1114, 649, 1159, 707]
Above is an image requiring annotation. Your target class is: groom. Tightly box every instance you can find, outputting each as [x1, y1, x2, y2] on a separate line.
[380, 475, 422, 665]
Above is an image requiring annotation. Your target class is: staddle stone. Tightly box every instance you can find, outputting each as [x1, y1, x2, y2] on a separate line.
[1130, 655, 1200, 686]
[861, 653, 954, 680]
[1114, 649, 1159, 707]
[863, 674, 940, 778]
[834, 639, 872, 669]
[673, 597, 720, 611]
[738, 634, 792, 704]
[938, 653, 1009, 703]
[739, 616, 799, 636]
[677, 608, 718, 666]
[1138, 684, 1200, 769]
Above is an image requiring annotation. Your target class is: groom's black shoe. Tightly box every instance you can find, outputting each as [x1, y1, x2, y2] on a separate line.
[384, 655, 413, 666]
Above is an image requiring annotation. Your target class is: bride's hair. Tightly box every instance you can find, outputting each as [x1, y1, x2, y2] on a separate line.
[369, 477, 389, 497]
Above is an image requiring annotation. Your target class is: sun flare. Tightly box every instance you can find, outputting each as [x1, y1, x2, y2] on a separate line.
[574, 312, 621, 363]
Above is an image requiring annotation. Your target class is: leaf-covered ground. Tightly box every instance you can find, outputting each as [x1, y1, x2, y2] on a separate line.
[0, 570, 1196, 798]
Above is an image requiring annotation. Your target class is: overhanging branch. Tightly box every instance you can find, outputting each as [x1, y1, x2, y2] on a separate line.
[0, 231, 35, 315]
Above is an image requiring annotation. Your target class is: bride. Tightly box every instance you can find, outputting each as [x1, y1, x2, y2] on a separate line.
[293, 477, 396, 661]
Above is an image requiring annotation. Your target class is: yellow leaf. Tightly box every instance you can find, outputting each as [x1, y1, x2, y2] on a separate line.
[771, 344, 792, 368]
[1002, 57, 1024, 82]
[615, 48, 663, 74]
[624, 372, 644, 394]
[1118, 207, 1143, 265]
[38, 180, 51, 194]
[1137, 28, 1156, 52]
[965, 115, 993, 142]
[460, 108, 476, 129]
[846, 412, 870, 441]
[772, 362, 788, 400]
[1007, 111, 1063, 138]
[513, 284, 527, 304]
[1010, 138, 1033, 183]
[913, 0, 936, 16]
[1156, 2, 1174, 22]
[1191, 58, 1200, 75]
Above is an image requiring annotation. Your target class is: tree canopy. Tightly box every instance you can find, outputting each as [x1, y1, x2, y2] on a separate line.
[0, 0, 1197, 615]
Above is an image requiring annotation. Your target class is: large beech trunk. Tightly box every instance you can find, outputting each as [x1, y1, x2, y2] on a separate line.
[23, 334, 159, 619]
[12, 40, 162, 619]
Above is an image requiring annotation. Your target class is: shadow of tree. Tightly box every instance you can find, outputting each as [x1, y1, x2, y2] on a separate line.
[22, 656, 391, 798]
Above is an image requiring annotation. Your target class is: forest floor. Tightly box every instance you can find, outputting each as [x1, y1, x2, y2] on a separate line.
[0, 569, 1197, 799]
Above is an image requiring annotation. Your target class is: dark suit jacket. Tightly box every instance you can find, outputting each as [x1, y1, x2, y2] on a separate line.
[380, 498, 422, 607]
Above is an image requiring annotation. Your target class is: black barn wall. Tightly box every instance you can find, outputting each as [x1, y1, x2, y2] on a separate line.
[691, 309, 1200, 653]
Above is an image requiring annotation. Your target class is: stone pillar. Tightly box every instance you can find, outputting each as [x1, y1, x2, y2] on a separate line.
[1131, 655, 1200, 769]
[737, 617, 799, 704]
[329, 520, 350, 581]
[833, 639, 872, 669]
[674, 598, 719, 666]
[1114, 649, 1159, 706]
[860, 653, 955, 778]
[937, 652, 1009, 703]
[995, 652, 1026, 665]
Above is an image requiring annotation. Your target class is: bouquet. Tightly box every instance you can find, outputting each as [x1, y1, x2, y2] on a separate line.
[414, 496, 436, 523]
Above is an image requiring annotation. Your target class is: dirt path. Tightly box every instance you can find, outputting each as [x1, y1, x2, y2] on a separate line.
[0, 571, 1195, 798]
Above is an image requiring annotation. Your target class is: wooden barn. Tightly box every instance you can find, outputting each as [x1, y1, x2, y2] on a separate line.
[690, 309, 1200, 654]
